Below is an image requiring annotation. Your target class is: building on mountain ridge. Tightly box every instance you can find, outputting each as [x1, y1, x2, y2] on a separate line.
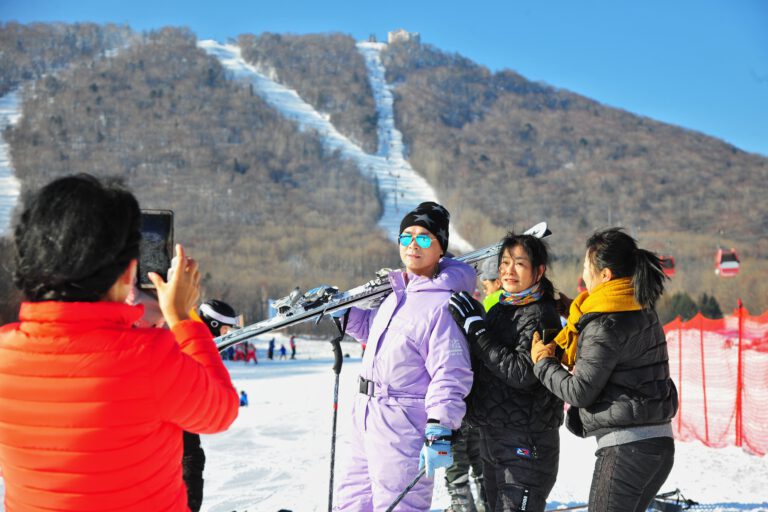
[388, 29, 420, 44]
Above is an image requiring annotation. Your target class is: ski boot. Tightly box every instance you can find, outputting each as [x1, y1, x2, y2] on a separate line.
[444, 482, 477, 512]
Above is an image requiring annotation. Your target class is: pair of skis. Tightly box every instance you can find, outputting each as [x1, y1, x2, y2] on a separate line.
[213, 222, 550, 351]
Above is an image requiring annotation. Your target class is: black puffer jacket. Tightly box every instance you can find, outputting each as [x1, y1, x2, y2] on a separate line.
[533, 309, 678, 437]
[466, 297, 564, 432]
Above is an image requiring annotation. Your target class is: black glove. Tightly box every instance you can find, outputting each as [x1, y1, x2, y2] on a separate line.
[448, 291, 487, 343]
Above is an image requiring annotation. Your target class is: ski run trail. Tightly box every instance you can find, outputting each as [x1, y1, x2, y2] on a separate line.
[0, 89, 21, 237]
[198, 39, 473, 253]
[1, 40, 767, 511]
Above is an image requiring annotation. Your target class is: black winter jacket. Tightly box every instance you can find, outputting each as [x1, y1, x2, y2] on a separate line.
[533, 309, 678, 438]
[466, 297, 564, 432]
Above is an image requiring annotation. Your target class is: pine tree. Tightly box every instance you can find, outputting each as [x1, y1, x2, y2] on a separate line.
[698, 293, 723, 319]
[660, 292, 698, 324]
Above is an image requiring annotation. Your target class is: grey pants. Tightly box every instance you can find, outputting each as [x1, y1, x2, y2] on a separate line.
[589, 436, 675, 512]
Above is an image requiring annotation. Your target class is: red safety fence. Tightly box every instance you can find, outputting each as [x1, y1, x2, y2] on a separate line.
[664, 302, 768, 455]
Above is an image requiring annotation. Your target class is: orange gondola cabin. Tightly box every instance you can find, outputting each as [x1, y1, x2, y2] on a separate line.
[659, 256, 676, 278]
[715, 248, 740, 277]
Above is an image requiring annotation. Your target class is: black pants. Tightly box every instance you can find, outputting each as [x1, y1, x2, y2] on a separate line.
[182, 431, 206, 512]
[479, 427, 559, 512]
[589, 436, 675, 512]
[445, 423, 484, 485]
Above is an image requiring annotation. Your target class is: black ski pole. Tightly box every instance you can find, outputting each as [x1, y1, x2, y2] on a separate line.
[328, 311, 348, 512]
[384, 468, 426, 512]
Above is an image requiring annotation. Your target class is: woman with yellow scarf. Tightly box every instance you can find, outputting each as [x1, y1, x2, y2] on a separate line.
[531, 228, 678, 512]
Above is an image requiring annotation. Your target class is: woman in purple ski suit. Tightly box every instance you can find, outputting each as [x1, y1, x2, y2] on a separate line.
[334, 202, 475, 511]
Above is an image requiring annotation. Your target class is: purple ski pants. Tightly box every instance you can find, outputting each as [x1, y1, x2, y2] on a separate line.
[334, 396, 434, 511]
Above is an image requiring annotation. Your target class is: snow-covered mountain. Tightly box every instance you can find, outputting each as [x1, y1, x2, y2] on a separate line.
[199, 40, 474, 254]
[1, 39, 477, 252]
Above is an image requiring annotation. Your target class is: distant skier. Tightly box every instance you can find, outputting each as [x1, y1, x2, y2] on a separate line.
[239, 390, 249, 407]
[333, 202, 473, 511]
[245, 342, 258, 364]
[289, 335, 297, 359]
[268, 337, 275, 360]
[233, 343, 246, 361]
[279, 344, 287, 360]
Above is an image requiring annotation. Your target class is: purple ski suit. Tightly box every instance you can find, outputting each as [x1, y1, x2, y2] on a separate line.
[334, 258, 475, 511]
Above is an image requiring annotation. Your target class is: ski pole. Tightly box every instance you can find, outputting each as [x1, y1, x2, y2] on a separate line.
[384, 468, 426, 512]
[545, 505, 587, 511]
[327, 312, 348, 512]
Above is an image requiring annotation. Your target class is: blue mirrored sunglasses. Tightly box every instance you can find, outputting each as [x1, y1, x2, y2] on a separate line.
[399, 233, 435, 249]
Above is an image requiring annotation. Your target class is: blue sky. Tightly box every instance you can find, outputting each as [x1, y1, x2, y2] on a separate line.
[3, 0, 767, 156]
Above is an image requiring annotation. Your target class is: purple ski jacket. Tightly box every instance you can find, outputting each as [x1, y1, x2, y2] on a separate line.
[346, 257, 475, 429]
[334, 258, 475, 510]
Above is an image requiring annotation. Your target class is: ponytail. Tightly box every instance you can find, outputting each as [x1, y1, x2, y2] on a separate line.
[632, 248, 666, 309]
[586, 228, 667, 309]
[538, 275, 555, 301]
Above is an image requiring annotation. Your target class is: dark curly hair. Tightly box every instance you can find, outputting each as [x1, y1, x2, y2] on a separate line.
[13, 174, 141, 302]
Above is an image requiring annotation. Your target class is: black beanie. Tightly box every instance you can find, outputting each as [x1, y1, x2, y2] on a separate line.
[399, 201, 450, 253]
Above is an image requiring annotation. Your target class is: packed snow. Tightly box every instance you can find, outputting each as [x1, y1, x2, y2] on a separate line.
[0, 333, 766, 510]
[0, 90, 21, 236]
[200, 335, 767, 511]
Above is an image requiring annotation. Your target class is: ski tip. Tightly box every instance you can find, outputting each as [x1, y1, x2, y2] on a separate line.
[524, 222, 551, 239]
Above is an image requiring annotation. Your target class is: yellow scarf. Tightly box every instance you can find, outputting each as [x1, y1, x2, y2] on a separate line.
[555, 277, 642, 367]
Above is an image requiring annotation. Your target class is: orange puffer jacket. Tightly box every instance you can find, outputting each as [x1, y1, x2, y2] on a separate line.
[0, 301, 239, 511]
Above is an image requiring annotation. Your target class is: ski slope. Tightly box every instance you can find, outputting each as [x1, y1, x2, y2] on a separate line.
[199, 40, 473, 254]
[204, 336, 767, 511]
[0, 90, 21, 236]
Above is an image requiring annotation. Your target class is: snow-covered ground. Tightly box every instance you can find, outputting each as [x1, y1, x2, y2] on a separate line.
[1, 333, 766, 511]
[0, 90, 22, 236]
[199, 40, 473, 254]
[199, 334, 768, 512]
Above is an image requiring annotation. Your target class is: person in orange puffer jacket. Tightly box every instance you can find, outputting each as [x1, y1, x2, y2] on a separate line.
[0, 174, 239, 512]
